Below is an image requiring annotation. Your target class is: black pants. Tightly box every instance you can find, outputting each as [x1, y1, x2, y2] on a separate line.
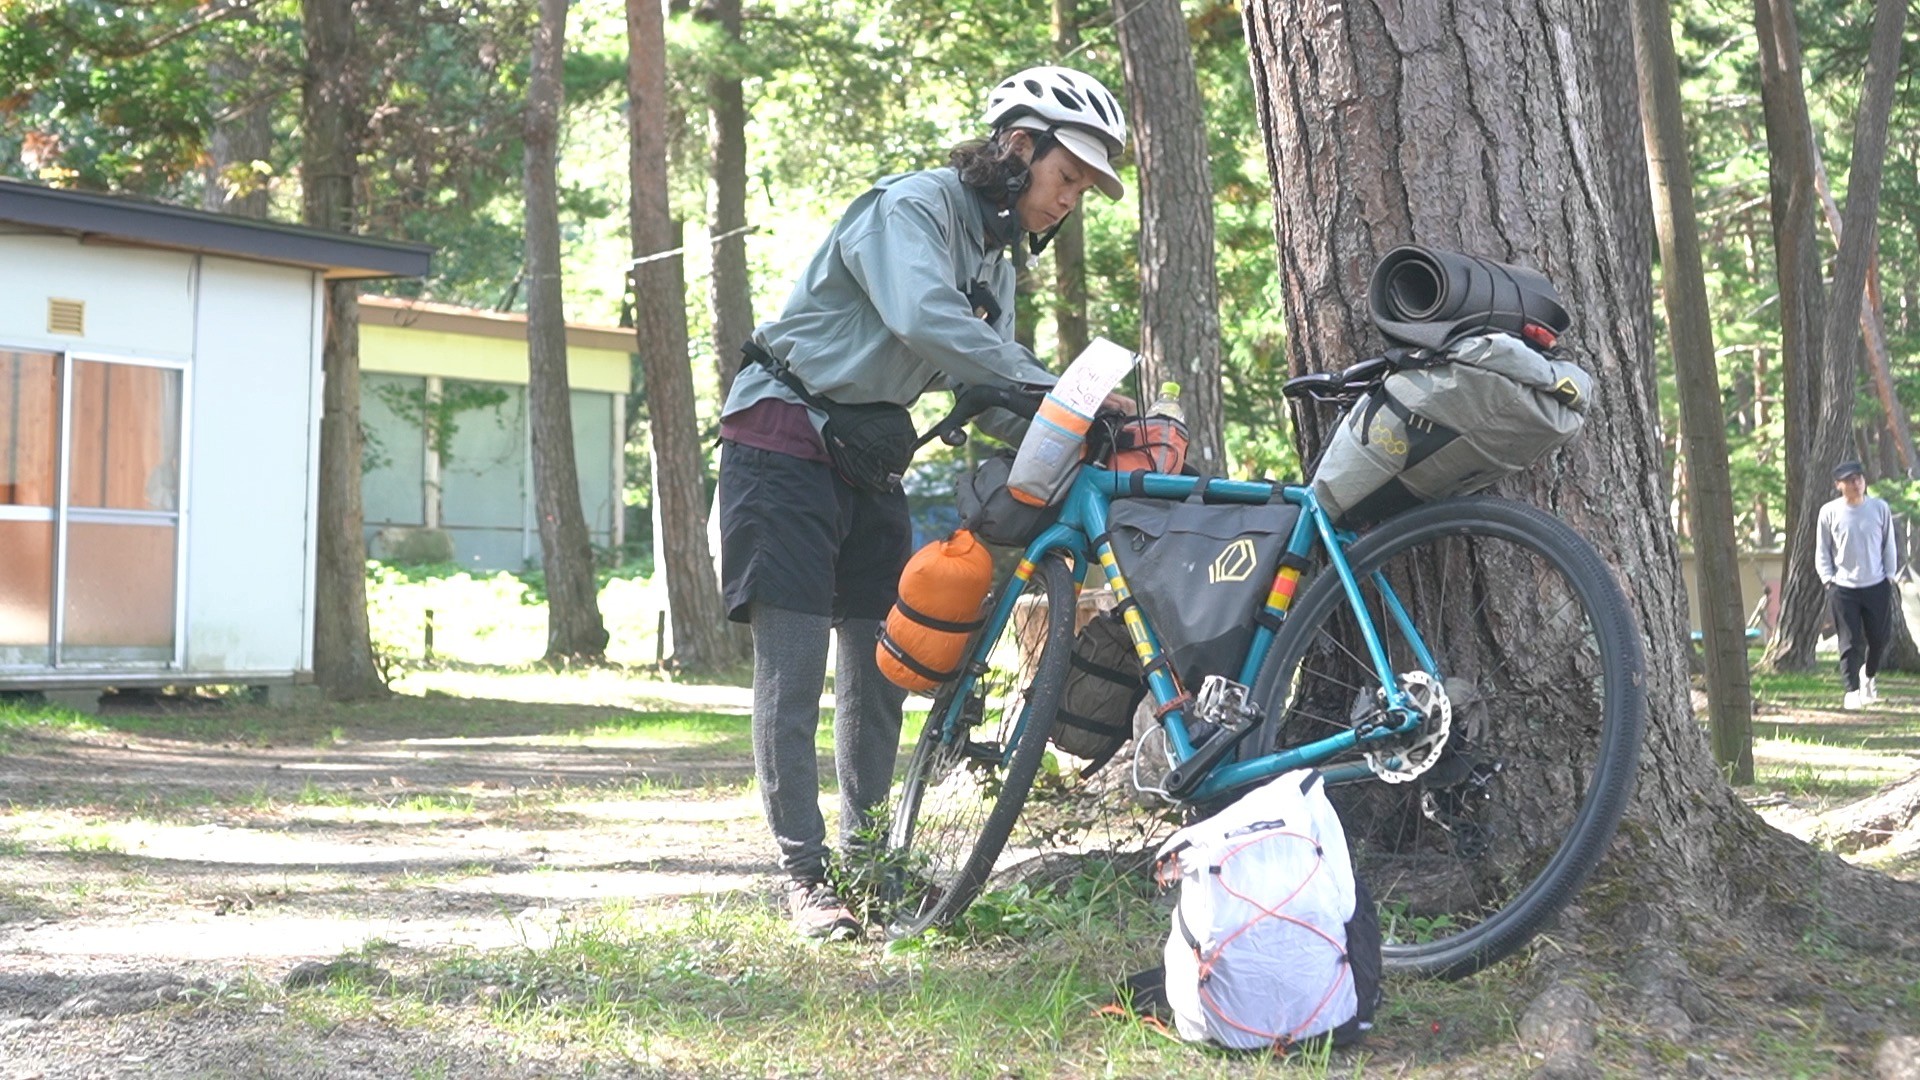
[1829, 579, 1895, 692]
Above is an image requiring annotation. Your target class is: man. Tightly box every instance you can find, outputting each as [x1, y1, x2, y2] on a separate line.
[1816, 460, 1900, 709]
[716, 66, 1129, 939]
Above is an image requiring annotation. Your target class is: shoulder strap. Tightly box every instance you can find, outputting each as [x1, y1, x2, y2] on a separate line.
[742, 340, 830, 412]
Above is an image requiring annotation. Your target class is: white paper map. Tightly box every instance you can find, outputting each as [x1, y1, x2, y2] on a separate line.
[1048, 336, 1139, 416]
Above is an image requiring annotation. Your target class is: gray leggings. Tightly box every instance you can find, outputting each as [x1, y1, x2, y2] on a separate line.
[750, 604, 906, 883]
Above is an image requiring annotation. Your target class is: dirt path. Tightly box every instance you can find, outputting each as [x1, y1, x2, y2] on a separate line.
[0, 681, 779, 1078]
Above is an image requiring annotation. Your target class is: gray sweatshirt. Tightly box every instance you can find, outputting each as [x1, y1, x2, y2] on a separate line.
[1816, 495, 1899, 588]
[724, 167, 1056, 442]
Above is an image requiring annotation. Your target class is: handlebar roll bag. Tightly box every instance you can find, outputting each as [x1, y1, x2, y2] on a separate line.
[1309, 333, 1591, 529]
[957, 452, 1061, 548]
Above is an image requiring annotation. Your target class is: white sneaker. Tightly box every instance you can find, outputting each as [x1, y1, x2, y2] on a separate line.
[1865, 676, 1879, 702]
[1843, 689, 1865, 710]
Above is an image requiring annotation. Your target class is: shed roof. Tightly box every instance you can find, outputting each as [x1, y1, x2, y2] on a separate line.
[359, 295, 634, 353]
[0, 180, 432, 280]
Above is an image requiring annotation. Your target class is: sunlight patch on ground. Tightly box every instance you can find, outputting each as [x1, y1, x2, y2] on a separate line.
[0, 909, 566, 965]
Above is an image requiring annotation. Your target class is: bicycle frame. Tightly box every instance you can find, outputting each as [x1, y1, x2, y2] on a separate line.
[939, 463, 1438, 803]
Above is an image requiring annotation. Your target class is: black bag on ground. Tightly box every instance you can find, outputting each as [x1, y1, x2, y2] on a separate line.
[956, 451, 1060, 548]
[1051, 608, 1145, 773]
[1107, 498, 1299, 687]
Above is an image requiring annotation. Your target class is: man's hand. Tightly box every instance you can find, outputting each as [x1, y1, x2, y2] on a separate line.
[1101, 391, 1137, 415]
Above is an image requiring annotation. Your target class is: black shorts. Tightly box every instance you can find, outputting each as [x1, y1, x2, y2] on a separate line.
[717, 441, 913, 624]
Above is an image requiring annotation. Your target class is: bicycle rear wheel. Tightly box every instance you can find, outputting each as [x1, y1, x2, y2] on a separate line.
[885, 552, 1077, 937]
[1252, 496, 1645, 979]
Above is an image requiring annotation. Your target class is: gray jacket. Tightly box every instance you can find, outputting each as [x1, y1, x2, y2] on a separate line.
[724, 168, 1055, 439]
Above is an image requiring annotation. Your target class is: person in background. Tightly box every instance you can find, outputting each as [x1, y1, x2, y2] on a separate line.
[715, 66, 1130, 940]
[1816, 460, 1900, 709]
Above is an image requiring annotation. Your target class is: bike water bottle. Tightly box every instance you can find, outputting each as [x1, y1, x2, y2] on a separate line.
[1006, 388, 1094, 507]
[1111, 381, 1190, 474]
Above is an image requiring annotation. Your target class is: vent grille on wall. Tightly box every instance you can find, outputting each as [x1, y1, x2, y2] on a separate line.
[47, 298, 85, 336]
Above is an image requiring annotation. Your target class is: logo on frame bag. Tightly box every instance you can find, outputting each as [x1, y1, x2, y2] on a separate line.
[1209, 539, 1258, 584]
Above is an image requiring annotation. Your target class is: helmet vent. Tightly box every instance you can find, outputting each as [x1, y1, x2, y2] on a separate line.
[1051, 86, 1084, 110]
[1023, 78, 1043, 95]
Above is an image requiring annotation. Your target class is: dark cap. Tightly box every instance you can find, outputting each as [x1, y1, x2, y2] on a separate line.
[1833, 461, 1865, 481]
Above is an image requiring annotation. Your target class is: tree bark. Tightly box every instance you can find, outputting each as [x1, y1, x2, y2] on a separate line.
[1051, 0, 1089, 367]
[1813, 151, 1917, 478]
[628, 0, 746, 673]
[1759, 0, 1905, 671]
[202, 0, 273, 220]
[1243, 0, 1920, 976]
[526, 0, 610, 665]
[696, 0, 753, 405]
[1631, 0, 1754, 781]
[1112, 0, 1225, 475]
[301, 0, 386, 700]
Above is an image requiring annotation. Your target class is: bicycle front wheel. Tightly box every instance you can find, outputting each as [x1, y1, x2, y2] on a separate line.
[1252, 496, 1645, 979]
[885, 552, 1077, 937]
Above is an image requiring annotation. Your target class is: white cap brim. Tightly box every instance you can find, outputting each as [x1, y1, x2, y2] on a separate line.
[1050, 125, 1125, 200]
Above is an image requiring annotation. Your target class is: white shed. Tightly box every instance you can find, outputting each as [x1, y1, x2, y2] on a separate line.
[0, 180, 430, 691]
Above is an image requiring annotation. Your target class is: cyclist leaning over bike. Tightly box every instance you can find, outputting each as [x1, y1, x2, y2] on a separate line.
[716, 66, 1131, 940]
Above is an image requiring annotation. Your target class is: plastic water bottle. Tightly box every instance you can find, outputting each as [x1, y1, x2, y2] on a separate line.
[1113, 381, 1190, 474]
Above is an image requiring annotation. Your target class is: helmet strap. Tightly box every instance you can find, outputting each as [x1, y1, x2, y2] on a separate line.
[1028, 219, 1066, 257]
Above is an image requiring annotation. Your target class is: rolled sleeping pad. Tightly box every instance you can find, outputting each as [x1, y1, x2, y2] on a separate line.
[1367, 245, 1571, 351]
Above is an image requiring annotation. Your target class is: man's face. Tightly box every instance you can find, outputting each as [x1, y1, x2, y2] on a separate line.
[1836, 474, 1867, 500]
[1013, 140, 1102, 234]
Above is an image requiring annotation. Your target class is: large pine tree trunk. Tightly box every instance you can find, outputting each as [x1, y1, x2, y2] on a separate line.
[1630, 0, 1754, 781]
[628, 0, 744, 674]
[1243, 0, 1919, 985]
[302, 0, 386, 700]
[1759, 0, 1906, 671]
[697, 0, 752, 405]
[1112, 0, 1224, 474]
[525, 0, 609, 665]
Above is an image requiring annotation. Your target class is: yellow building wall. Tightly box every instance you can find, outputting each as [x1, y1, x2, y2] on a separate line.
[360, 323, 630, 394]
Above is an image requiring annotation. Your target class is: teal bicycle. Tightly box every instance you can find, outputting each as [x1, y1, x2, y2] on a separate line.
[884, 363, 1646, 980]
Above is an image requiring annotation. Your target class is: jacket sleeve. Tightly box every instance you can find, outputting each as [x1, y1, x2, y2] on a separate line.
[1815, 506, 1836, 585]
[836, 191, 1054, 391]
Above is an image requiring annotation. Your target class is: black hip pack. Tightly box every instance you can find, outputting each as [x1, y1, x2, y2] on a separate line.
[741, 341, 918, 493]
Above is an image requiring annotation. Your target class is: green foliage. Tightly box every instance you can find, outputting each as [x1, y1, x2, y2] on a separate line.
[368, 380, 512, 466]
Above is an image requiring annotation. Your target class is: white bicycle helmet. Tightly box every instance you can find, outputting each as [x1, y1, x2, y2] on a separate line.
[981, 66, 1127, 199]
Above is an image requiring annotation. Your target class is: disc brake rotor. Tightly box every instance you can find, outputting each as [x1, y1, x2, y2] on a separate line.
[1364, 670, 1453, 783]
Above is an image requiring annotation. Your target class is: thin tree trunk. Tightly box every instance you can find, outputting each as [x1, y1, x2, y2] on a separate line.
[302, 0, 386, 700]
[697, 0, 752, 405]
[526, 0, 609, 665]
[1244, 0, 1920, 983]
[1754, 0, 1835, 671]
[1051, 0, 1089, 367]
[1759, 0, 1906, 671]
[1631, 0, 1753, 780]
[1812, 154, 1917, 477]
[628, 0, 745, 673]
[203, 1, 273, 220]
[1113, 0, 1224, 474]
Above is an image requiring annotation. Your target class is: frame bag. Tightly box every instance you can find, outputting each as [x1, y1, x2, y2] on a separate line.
[1107, 498, 1300, 687]
[1147, 769, 1382, 1051]
[1310, 332, 1591, 529]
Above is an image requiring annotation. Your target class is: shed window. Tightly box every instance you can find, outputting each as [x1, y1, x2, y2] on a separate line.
[0, 350, 58, 507]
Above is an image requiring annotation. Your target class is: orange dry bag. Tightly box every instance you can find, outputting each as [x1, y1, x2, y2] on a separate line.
[877, 529, 995, 692]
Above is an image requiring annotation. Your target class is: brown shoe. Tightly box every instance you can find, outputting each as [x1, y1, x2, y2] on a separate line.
[787, 879, 862, 941]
